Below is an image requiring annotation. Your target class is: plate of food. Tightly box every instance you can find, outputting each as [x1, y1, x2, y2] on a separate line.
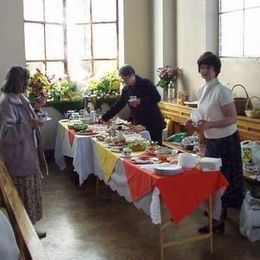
[76, 129, 97, 136]
[130, 157, 154, 164]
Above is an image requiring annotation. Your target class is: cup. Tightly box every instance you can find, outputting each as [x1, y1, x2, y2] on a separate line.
[37, 112, 48, 122]
[122, 147, 132, 158]
[129, 96, 137, 102]
[89, 111, 96, 124]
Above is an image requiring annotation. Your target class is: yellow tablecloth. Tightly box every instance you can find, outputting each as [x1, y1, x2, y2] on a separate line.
[95, 141, 120, 182]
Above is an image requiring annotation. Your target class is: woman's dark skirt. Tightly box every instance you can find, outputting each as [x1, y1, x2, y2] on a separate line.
[12, 174, 43, 224]
[205, 131, 245, 209]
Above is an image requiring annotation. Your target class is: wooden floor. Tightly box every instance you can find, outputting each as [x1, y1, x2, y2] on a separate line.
[36, 155, 260, 260]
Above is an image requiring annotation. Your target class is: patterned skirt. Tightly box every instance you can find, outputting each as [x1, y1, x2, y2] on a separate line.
[12, 174, 42, 224]
[205, 131, 245, 209]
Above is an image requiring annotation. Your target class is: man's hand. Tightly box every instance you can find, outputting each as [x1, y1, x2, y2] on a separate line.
[129, 98, 141, 108]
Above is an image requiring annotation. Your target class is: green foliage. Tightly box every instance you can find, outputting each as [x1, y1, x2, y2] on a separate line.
[48, 77, 82, 102]
[88, 71, 121, 98]
[28, 69, 82, 104]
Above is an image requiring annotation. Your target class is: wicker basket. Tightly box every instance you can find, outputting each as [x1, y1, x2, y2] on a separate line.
[245, 96, 260, 118]
[231, 84, 251, 115]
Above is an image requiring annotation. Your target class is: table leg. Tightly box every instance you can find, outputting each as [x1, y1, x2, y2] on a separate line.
[96, 176, 99, 197]
[160, 224, 164, 260]
[208, 196, 213, 254]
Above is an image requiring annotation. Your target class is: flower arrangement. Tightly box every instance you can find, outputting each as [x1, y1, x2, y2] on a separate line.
[48, 77, 82, 102]
[28, 69, 82, 106]
[28, 68, 55, 108]
[88, 71, 121, 98]
[156, 66, 182, 90]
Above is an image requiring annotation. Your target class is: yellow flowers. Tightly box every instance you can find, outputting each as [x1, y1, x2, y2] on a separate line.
[88, 71, 121, 98]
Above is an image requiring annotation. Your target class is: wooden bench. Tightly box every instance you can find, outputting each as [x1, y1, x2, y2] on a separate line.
[0, 161, 48, 260]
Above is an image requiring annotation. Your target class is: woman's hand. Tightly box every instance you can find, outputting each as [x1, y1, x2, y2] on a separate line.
[29, 118, 43, 129]
[197, 119, 211, 130]
[184, 118, 193, 128]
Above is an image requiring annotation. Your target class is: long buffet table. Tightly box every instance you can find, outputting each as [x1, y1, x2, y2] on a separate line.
[54, 120, 228, 259]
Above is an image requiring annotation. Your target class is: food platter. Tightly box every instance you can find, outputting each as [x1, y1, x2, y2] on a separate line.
[130, 157, 154, 164]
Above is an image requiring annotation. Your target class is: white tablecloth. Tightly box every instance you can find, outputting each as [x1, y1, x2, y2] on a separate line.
[54, 122, 151, 186]
[54, 121, 223, 224]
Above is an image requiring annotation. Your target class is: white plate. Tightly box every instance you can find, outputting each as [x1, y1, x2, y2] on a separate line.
[40, 117, 52, 122]
[120, 153, 132, 158]
[110, 148, 122, 153]
[60, 119, 70, 122]
[154, 165, 182, 175]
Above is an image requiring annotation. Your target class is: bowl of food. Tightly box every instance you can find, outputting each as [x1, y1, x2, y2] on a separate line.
[154, 147, 177, 160]
[72, 123, 88, 131]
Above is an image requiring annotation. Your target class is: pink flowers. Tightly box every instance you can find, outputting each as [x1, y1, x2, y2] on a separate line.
[156, 66, 182, 90]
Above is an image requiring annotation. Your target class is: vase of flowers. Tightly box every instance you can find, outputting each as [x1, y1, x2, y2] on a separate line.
[28, 69, 83, 113]
[156, 65, 182, 101]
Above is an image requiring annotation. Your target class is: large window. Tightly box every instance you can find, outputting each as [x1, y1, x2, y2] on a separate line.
[219, 0, 260, 57]
[23, 0, 119, 80]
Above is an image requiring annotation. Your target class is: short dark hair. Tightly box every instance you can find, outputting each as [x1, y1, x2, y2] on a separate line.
[1, 66, 30, 94]
[119, 65, 135, 77]
[197, 51, 221, 76]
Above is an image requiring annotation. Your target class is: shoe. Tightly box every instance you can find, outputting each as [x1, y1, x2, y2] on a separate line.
[198, 222, 225, 234]
[36, 230, 47, 239]
[204, 208, 227, 220]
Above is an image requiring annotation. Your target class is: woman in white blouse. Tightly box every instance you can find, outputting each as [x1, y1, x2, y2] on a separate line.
[186, 52, 244, 234]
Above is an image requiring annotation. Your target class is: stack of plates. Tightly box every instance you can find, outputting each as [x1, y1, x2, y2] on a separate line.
[154, 164, 182, 175]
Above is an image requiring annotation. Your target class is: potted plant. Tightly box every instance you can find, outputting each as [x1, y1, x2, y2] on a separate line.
[88, 71, 121, 109]
[47, 77, 83, 113]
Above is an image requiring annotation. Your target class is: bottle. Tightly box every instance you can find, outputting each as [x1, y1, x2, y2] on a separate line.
[117, 125, 125, 142]
[168, 81, 175, 103]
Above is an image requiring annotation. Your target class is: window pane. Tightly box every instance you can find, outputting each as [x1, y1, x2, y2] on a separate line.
[93, 24, 117, 58]
[94, 60, 117, 77]
[23, 0, 44, 21]
[92, 0, 117, 22]
[244, 8, 260, 56]
[46, 25, 64, 59]
[45, 0, 63, 23]
[24, 23, 45, 60]
[26, 62, 46, 74]
[245, 0, 260, 8]
[219, 12, 243, 56]
[67, 25, 91, 60]
[219, 0, 243, 12]
[46, 62, 64, 78]
[67, 0, 90, 24]
[68, 61, 92, 81]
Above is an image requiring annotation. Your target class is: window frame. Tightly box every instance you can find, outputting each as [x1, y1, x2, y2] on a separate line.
[24, 0, 119, 78]
[218, 0, 260, 58]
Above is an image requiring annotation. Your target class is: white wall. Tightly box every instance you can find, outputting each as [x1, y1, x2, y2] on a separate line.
[122, 0, 152, 78]
[0, 1, 259, 121]
[0, 0, 25, 82]
[175, 0, 260, 100]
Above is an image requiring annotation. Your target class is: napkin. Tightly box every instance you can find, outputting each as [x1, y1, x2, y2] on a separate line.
[191, 108, 202, 123]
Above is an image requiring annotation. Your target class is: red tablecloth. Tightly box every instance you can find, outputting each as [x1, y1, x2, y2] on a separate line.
[124, 160, 228, 224]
